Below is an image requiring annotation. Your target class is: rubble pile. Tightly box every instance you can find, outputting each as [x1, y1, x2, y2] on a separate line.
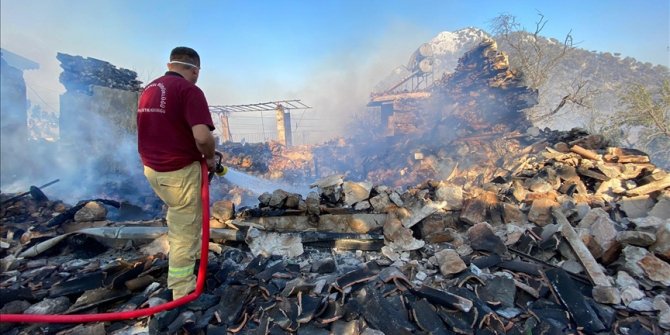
[216, 141, 314, 183]
[1, 41, 667, 334]
[1, 129, 669, 334]
[428, 38, 536, 134]
[57, 53, 142, 93]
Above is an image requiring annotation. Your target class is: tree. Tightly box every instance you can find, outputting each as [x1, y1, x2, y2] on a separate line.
[488, 13, 598, 123]
[616, 80, 670, 167]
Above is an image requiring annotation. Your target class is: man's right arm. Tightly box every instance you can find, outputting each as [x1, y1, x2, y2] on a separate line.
[192, 124, 216, 169]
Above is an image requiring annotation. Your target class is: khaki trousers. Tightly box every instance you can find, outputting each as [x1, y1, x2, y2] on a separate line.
[144, 161, 202, 299]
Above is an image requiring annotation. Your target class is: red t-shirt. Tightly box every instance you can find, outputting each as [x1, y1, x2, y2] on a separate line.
[137, 72, 215, 172]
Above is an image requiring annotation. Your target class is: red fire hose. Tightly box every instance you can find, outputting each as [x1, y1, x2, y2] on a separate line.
[0, 161, 211, 323]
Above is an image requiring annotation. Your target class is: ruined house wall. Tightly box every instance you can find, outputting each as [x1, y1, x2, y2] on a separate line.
[0, 57, 29, 185]
[57, 53, 141, 175]
[59, 86, 139, 147]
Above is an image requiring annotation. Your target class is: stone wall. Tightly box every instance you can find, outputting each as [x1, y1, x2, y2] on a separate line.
[0, 57, 28, 185]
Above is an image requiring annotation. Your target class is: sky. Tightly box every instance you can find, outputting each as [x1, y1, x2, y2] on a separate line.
[1, 0, 669, 143]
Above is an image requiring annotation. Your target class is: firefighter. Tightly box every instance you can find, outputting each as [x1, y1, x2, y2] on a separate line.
[137, 46, 216, 299]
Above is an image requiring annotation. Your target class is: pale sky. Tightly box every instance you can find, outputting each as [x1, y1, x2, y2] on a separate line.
[1, 0, 668, 141]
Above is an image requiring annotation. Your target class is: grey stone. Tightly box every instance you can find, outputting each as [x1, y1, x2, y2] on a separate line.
[24, 297, 71, 314]
[528, 179, 554, 193]
[653, 295, 670, 330]
[331, 320, 359, 335]
[74, 201, 107, 222]
[621, 287, 645, 306]
[615, 271, 638, 289]
[435, 249, 466, 276]
[0, 300, 30, 314]
[285, 194, 302, 209]
[211, 200, 235, 221]
[389, 192, 404, 207]
[269, 189, 290, 208]
[651, 221, 670, 259]
[627, 298, 655, 312]
[402, 200, 447, 228]
[354, 200, 371, 211]
[258, 192, 271, 207]
[342, 181, 373, 206]
[435, 183, 463, 210]
[527, 197, 558, 226]
[620, 245, 649, 278]
[369, 193, 392, 213]
[616, 231, 656, 247]
[592, 285, 621, 305]
[310, 174, 343, 189]
[638, 254, 670, 286]
[245, 227, 303, 258]
[311, 258, 336, 274]
[650, 193, 670, 219]
[596, 162, 622, 179]
[560, 260, 584, 274]
[619, 195, 655, 219]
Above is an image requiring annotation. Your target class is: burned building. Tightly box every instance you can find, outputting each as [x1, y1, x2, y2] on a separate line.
[56, 53, 143, 180]
[57, 53, 141, 156]
[0, 49, 39, 186]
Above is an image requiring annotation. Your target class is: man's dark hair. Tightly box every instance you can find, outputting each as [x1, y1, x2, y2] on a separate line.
[170, 47, 200, 67]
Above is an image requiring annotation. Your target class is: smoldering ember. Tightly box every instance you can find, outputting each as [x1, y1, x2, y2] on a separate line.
[1, 37, 670, 335]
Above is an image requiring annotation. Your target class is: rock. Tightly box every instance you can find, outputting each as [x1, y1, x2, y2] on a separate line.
[651, 221, 670, 260]
[389, 192, 404, 207]
[649, 193, 670, 219]
[354, 201, 371, 211]
[560, 260, 584, 274]
[285, 193, 302, 209]
[637, 254, 670, 286]
[528, 179, 554, 193]
[579, 208, 618, 255]
[310, 174, 344, 189]
[619, 195, 655, 218]
[466, 222, 507, 255]
[258, 192, 271, 207]
[462, 191, 498, 226]
[627, 298, 655, 312]
[402, 200, 447, 229]
[369, 193, 392, 213]
[24, 296, 71, 314]
[616, 231, 656, 247]
[435, 183, 463, 210]
[527, 197, 558, 226]
[311, 258, 336, 274]
[74, 201, 107, 222]
[501, 203, 526, 225]
[245, 227, 303, 258]
[342, 181, 373, 206]
[269, 189, 290, 208]
[620, 287, 645, 306]
[654, 295, 670, 330]
[592, 285, 621, 305]
[305, 192, 320, 217]
[435, 249, 466, 276]
[383, 212, 425, 252]
[211, 200, 235, 221]
[615, 271, 638, 289]
[0, 300, 30, 314]
[620, 245, 649, 278]
[331, 320, 359, 335]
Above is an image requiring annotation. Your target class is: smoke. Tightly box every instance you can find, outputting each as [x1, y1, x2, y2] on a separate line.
[0, 62, 157, 211]
[291, 22, 431, 144]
